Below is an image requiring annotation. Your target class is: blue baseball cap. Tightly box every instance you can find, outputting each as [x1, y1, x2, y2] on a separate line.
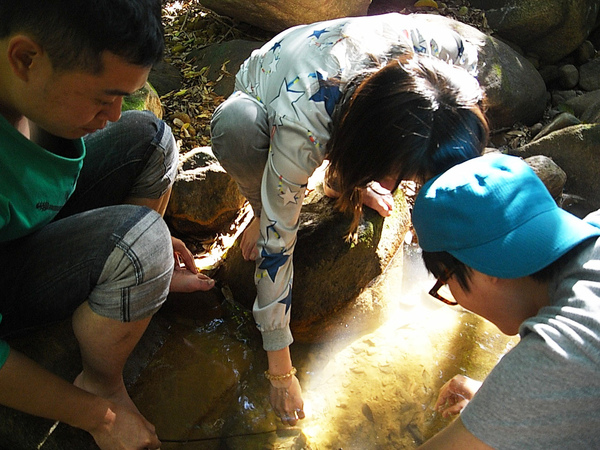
[412, 153, 600, 278]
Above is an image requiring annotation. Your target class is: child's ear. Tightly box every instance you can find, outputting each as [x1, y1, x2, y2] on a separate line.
[7, 35, 44, 82]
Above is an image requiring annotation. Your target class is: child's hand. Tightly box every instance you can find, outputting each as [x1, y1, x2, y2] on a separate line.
[434, 375, 482, 418]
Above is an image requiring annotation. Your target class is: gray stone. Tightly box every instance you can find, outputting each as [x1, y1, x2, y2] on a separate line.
[564, 89, 600, 118]
[149, 60, 184, 96]
[470, 0, 600, 64]
[415, 14, 547, 128]
[532, 112, 581, 141]
[508, 123, 600, 216]
[558, 64, 579, 90]
[165, 147, 247, 237]
[579, 58, 600, 91]
[186, 40, 264, 98]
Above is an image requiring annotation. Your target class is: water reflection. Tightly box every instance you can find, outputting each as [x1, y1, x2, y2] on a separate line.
[137, 243, 518, 449]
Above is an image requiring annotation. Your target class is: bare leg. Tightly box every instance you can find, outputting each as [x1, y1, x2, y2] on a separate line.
[125, 189, 215, 292]
[124, 186, 172, 217]
[240, 217, 261, 261]
[72, 302, 150, 414]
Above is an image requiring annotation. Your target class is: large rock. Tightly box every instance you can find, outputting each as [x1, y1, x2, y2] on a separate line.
[469, 0, 600, 63]
[187, 40, 263, 98]
[507, 123, 600, 216]
[166, 147, 247, 238]
[198, 0, 371, 33]
[216, 171, 411, 343]
[415, 14, 547, 128]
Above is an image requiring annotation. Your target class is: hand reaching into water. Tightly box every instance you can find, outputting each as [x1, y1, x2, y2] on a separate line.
[269, 375, 305, 426]
[89, 401, 161, 450]
[434, 374, 483, 418]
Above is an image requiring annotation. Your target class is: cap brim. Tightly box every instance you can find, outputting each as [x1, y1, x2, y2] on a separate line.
[450, 208, 600, 278]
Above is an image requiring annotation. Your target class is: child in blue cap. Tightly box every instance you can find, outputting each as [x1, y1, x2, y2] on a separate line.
[412, 153, 600, 449]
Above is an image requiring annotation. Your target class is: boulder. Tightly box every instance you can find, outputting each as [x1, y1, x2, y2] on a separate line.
[166, 147, 247, 237]
[415, 14, 547, 128]
[198, 0, 371, 33]
[216, 170, 411, 343]
[469, 0, 600, 64]
[507, 123, 600, 216]
[122, 81, 163, 119]
[186, 40, 264, 98]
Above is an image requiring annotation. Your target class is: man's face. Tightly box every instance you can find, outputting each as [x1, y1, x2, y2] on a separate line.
[447, 270, 527, 336]
[25, 51, 150, 139]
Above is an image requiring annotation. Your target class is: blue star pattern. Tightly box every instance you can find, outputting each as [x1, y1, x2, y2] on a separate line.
[309, 71, 341, 116]
[278, 283, 293, 314]
[270, 41, 282, 53]
[269, 77, 306, 119]
[259, 247, 290, 282]
[309, 28, 328, 39]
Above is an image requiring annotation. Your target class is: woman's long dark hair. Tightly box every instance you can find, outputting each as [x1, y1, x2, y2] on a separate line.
[326, 54, 489, 239]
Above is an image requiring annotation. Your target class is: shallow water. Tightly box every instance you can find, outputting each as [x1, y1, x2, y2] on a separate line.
[136, 243, 518, 449]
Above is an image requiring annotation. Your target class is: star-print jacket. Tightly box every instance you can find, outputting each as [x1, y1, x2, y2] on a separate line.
[234, 13, 480, 351]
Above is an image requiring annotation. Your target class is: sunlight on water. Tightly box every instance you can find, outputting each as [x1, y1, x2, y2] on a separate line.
[297, 244, 518, 449]
[136, 243, 518, 449]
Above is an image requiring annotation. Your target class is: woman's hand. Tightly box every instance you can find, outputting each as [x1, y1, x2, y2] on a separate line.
[269, 375, 305, 426]
[434, 375, 482, 418]
[362, 182, 394, 217]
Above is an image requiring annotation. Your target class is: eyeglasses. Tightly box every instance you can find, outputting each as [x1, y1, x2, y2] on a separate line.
[428, 271, 458, 306]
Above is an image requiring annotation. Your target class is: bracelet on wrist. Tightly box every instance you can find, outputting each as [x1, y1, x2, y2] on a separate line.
[264, 366, 297, 381]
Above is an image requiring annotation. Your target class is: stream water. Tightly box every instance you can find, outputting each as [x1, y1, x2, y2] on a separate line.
[133, 243, 518, 450]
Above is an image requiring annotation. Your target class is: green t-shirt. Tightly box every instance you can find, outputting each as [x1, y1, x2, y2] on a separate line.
[0, 314, 8, 370]
[0, 114, 85, 243]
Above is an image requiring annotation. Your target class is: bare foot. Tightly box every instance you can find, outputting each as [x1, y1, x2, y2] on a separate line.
[74, 371, 140, 414]
[362, 182, 394, 217]
[170, 269, 215, 293]
[241, 217, 260, 260]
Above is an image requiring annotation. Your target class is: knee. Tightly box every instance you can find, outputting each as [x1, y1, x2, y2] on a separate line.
[89, 207, 173, 322]
[211, 93, 268, 161]
[122, 110, 178, 200]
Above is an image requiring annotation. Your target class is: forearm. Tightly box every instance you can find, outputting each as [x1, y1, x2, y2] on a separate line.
[0, 349, 112, 434]
[267, 346, 293, 375]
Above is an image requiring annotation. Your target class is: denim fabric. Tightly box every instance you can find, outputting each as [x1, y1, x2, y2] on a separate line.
[56, 110, 178, 219]
[0, 111, 177, 337]
[0, 206, 172, 336]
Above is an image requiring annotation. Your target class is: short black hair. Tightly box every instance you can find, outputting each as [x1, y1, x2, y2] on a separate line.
[421, 245, 577, 292]
[326, 54, 488, 237]
[0, 0, 165, 73]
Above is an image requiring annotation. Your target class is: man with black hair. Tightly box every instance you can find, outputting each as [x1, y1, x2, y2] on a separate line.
[0, 1, 212, 448]
[413, 153, 600, 449]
